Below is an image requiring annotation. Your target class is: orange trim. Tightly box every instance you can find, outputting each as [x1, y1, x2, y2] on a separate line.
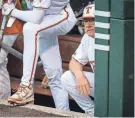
[90, 61, 95, 64]
[29, 8, 69, 85]
[29, 35, 38, 85]
[90, 61, 95, 73]
[36, 9, 69, 35]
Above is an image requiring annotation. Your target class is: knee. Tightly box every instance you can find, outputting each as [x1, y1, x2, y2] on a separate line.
[61, 71, 70, 83]
[23, 23, 30, 33]
[61, 71, 74, 86]
[45, 68, 62, 79]
[23, 23, 37, 34]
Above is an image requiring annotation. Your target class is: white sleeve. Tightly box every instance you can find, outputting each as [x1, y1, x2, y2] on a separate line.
[89, 45, 95, 72]
[33, 0, 51, 9]
[11, 8, 45, 24]
[72, 34, 89, 65]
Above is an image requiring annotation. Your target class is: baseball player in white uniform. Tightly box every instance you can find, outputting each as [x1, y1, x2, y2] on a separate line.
[2, 0, 77, 109]
[61, 4, 95, 115]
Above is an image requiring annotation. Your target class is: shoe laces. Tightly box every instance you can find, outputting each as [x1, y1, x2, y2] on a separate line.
[17, 84, 30, 95]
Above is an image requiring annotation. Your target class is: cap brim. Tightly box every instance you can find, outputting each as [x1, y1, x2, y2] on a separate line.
[78, 16, 94, 21]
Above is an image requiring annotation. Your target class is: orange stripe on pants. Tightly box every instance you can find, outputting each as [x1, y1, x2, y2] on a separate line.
[29, 8, 69, 85]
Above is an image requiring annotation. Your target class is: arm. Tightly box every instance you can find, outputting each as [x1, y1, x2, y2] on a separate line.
[69, 35, 91, 96]
[11, 8, 45, 24]
[69, 58, 83, 78]
[70, 34, 89, 74]
[11, 0, 51, 24]
[69, 58, 91, 96]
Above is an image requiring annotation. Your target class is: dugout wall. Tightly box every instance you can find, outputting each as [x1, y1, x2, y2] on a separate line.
[95, 0, 134, 117]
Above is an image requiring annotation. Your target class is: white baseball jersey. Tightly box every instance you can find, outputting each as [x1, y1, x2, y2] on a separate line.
[32, 0, 69, 14]
[72, 33, 95, 72]
[11, 0, 70, 23]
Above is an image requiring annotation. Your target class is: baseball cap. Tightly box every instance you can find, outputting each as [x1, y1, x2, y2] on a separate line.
[78, 4, 95, 20]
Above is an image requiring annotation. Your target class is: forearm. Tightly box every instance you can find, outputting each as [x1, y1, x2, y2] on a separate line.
[69, 58, 84, 78]
[11, 8, 45, 24]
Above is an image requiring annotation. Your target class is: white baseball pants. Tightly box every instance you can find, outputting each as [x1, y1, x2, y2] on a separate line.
[0, 34, 18, 99]
[61, 71, 95, 115]
[21, 5, 77, 110]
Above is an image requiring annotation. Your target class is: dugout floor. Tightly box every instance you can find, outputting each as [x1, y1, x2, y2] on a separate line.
[0, 100, 90, 117]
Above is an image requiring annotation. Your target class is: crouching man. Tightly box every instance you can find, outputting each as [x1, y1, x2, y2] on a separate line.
[61, 4, 95, 116]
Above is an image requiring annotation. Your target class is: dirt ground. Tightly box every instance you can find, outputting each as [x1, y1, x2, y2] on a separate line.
[0, 104, 64, 117]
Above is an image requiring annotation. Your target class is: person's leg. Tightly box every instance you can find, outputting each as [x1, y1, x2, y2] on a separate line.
[38, 6, 76, 110]
[61, 71, 94, 116]
[0, 34, 18, 100]
[39, 35, 69, 110]
[8, 5, 77, 105]
[7, 23, 40, 104]
[10, 4, 76, 86]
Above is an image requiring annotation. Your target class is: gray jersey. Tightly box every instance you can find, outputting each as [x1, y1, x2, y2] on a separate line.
[32, 0, 70, 14]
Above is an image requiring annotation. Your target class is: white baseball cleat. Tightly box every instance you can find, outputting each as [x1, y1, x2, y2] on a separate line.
[8, 83, 34, 105]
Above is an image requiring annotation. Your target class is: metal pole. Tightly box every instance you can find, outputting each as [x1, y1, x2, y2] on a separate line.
[0, 42, 42, 66]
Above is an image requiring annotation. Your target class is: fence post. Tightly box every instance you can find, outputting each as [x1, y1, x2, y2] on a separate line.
[95, 0, 111, 116]
[108, 0, 134, 116]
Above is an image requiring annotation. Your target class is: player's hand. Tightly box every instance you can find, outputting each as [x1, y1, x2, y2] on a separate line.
[76, 72, 91, 96]
[2, 3, 15, 15]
